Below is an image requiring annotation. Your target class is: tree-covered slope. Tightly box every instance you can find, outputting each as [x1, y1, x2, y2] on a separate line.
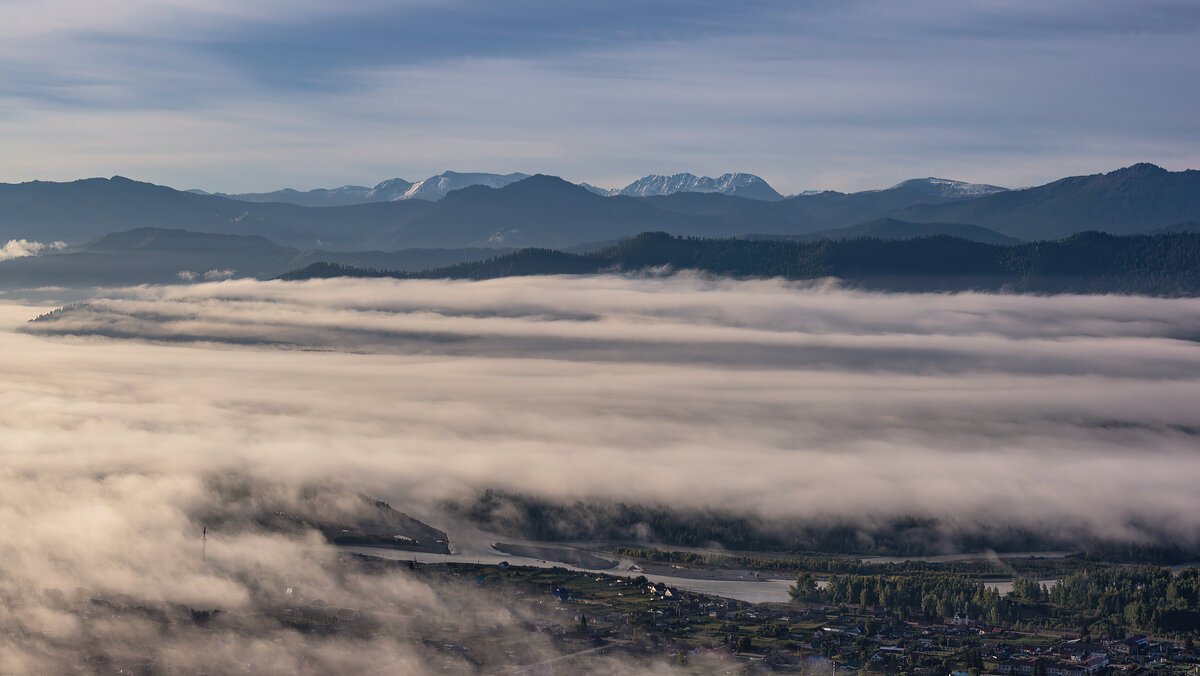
[282, 230, 1200, 296]
[898, 163, 1200, 240]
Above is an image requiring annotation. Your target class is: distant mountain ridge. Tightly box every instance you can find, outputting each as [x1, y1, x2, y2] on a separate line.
[889, 177, 1008, 199]
[282, 230, 1200, 297]
[0, 226, 511, 288]
[2, 163, 1195, 251]
[198, 171, 530, 206]
[587, 172, 784, 201]
[753, 218, 1021, 245]
[898, 163, 1200, 240]
[399, 171, 531, 201]
[213, 171, 784, 206]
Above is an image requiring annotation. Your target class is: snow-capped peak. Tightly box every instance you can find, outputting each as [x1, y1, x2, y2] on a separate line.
[399, 171, 531, 201]
[613, 172, 783, 200]
[890, 177, 1008, 199]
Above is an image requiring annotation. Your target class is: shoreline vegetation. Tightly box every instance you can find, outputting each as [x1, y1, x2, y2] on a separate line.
[348, 554, 1200, 672]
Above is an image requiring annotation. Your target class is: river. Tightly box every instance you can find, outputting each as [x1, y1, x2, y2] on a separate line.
[338, 543, 797, 604]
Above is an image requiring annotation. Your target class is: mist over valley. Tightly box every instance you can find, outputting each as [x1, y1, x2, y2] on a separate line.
[5, 0, 1200, 668]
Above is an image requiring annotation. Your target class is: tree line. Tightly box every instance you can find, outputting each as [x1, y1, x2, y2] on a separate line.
[282, 231, 1200, 296]
[792, 566, 1200, 635]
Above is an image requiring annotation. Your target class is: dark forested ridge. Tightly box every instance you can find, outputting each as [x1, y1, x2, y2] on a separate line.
[4, 164, 1197, 250]
[760, 218, 1023, 245]
[448, 490, 1200, 561]
[0, 227, 513, 288]
[281, 230, 1200, 296]
[898, 163, 1200, 240]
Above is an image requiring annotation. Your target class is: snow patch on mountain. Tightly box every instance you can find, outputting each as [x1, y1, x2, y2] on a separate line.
[362, 178, 414, 201]
[890, 177, 1008, 199]
[612, 173, 784, 201]
[579, 183, 614, 196]
[401, 172, 530, 201]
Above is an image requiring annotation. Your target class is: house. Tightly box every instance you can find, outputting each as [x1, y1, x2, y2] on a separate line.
[999, 658, 1037, 675]
[1111, 635, 1149, 656]
[1057, 643, 1109, 662]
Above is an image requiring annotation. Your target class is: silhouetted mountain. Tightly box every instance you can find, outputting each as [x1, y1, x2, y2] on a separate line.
[760, 218, 1022, 245]
[399, 171, 530, 201]
[0, 176, 437, 249]
[578, 182, 613, 196]
[3, 164, 1195, 253]
[604, 172, 784, 200]
[196, 184, 383, 207]
[206, 171, 531, 206]
[889, 177, 1008, 199]
[82, 227, 288, 254]
[363, 175, 708, 249]
[283, 231, 1200, 296]
[628, 184, 966, 235]
[0, 227, 511, 288]
[763, 185, 969, 233]
[899, 164, 1200, 240]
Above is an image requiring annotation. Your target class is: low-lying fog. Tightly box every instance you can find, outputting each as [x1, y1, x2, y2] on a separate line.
[4, 274, 1200, 670]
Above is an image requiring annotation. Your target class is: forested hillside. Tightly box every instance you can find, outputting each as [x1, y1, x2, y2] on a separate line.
[282, 231, 1200, 296]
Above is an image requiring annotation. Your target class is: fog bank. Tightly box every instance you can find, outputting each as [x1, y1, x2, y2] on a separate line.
[5, 275, 1200, 668]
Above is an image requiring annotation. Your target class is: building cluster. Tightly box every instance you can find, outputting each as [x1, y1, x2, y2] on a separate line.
[996, 634, 1193, 676]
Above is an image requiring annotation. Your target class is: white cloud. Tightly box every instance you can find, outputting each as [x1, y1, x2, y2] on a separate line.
[5, 275, 1200, 669]
[16, 276, 1200, 536]
[0, 239, 65, 261]
[202, 268, 236, 280]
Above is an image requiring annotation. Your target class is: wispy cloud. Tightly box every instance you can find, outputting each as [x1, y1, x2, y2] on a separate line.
[0, 1, 1196, 192]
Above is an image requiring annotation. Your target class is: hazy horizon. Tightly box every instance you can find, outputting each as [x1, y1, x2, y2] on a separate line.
[3, 1, 1198, 194]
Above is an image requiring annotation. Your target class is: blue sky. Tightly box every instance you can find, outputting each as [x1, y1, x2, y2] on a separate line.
[2, 0, 1198, 193]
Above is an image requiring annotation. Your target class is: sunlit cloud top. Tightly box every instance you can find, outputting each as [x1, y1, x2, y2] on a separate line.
[2, 0, 1198, 193]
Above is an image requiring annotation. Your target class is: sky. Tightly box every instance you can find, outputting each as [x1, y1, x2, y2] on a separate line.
[1, 0, 1199, 194]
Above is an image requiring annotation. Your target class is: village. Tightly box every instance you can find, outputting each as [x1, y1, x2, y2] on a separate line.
[333, 555, 1200, 674]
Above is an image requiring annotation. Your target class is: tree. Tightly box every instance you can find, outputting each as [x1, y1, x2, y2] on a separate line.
[789, 572, 818, 601]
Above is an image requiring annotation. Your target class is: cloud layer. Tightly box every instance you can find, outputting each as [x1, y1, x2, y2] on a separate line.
[6, 275, 1200, 668]
[18, 276, 1200, 536]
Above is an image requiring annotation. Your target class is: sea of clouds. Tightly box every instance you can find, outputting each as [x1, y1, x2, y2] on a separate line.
[5, 274, 1200, 670]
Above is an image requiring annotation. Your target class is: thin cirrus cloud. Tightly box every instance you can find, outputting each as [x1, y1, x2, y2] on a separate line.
[0, 0, 1196, 192]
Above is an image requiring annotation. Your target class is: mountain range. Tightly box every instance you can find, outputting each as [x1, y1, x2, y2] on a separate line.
[192, 171, 533, 206]
[0, 227, 511, 288]
[206, 171, 1005, 206]
[753, 218, 1022, 246]
[583, 172, 786, 200]
[895, 163, 1199, 240]
[205, 171, 788, 206]
[0, 163, 1195, 255]
[282, 230, 1200, 297]
[888, 177, 1008, 200]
